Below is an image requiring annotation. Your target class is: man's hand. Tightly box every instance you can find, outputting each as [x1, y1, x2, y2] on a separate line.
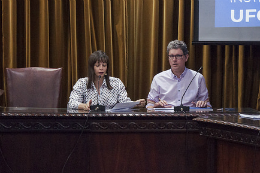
[192, 98, 209, 107]
[148, 99, 172, 108]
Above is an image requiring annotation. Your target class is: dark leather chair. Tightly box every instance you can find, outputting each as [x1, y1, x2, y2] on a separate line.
[0, 89, 4, 107]
[6, 67, 62, 108]
[0, 89, 3, 96]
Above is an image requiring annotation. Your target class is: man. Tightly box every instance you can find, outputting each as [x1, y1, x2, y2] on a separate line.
[147, 40, 211, 108]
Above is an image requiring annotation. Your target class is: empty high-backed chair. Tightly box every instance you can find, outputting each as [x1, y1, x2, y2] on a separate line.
[6, 67, 62, 108]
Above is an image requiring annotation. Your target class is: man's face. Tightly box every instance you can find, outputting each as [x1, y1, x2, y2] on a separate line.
[168, 48, 189, 72]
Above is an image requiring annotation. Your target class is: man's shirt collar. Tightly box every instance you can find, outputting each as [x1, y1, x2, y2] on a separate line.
[171, 67, 187, 80]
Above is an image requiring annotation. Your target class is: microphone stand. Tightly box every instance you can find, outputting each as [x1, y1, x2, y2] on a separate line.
[90, 75, 105, 111]
[174, 66, 203, 112]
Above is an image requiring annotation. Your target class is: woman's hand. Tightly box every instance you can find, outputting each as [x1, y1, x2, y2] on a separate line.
[85, 100, 92, 110]
[135, 99, 146, 108]
[78, 99, 92, 110]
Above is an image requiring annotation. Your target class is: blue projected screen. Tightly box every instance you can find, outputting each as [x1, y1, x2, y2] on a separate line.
[215, 0, 260, 27]
[193, 0, 260, 44]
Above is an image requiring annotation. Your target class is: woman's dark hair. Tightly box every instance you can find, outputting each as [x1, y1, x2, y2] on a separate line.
[87, 50, 112, 90]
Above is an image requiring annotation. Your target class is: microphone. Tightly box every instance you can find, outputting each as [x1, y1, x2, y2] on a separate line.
[174, 66, 203, 112]
[90, 75, 105, 111]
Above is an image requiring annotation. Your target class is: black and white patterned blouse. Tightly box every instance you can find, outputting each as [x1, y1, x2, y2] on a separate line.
[68, 77, 131, 109]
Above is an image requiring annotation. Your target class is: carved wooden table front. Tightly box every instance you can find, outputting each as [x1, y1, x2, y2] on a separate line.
[194, 110, 260, 173]
[0, 107, 207, 173]
[1, 107, 259, 173]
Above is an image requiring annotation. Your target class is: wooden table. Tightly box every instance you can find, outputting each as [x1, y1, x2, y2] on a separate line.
[0, 107, 258, 173]
[194, 110, 260, 173]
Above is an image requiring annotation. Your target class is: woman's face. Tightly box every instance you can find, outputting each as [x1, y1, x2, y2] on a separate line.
[94, 61, 107, 78]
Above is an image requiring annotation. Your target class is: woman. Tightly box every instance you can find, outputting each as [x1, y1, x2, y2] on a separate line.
[68, 50, 145, 110]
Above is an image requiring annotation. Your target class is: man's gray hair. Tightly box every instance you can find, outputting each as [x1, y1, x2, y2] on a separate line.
[167, 40, 189, 55]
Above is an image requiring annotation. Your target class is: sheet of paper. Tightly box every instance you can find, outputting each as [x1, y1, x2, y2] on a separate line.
[153, 108, 175, 112]
[239, 113, 260, 120]
[189, 107, 213, 111]
[111, 101, 140, 110]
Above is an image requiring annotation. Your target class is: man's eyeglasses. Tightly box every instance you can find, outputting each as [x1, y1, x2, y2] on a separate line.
[168, 54, 184, 60]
